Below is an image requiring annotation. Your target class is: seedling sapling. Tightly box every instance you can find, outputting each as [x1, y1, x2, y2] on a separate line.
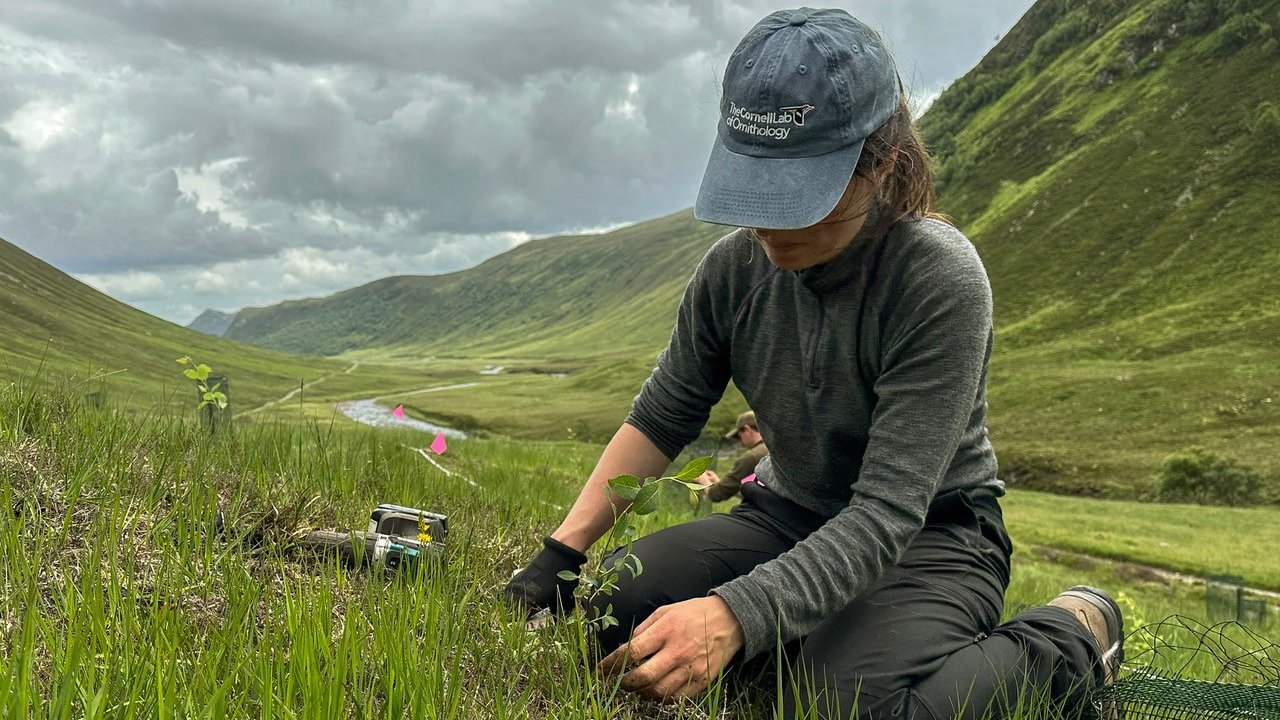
[554, 455, 713, 635]
[177, 356, 228, 411]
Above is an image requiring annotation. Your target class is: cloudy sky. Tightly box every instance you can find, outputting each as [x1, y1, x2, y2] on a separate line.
[0, 1, 1035, 325]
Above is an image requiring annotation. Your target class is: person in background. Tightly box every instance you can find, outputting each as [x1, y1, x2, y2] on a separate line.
[697, 411, 767, 503]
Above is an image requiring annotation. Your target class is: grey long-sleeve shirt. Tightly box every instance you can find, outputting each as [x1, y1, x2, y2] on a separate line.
[624, 216, 1002, 660]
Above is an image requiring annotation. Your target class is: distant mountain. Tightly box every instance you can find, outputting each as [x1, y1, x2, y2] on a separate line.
[218, 0, 1280, 495]
[0, 238, 350, 410]
[188, 309, 237, 337]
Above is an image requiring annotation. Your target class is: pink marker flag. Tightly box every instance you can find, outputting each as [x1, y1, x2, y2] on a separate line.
[741, 473, 757, 484]
[430, 433, 448, 455]
[392, 404, 405, 418]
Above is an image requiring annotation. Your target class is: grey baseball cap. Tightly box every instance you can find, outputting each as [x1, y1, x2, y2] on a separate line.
[695, 8, 899, 230]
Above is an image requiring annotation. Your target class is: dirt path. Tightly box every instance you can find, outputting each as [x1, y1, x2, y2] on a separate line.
[237, 362, 359, 417]
[1028, 545, 1280, 603]
[370, 381, 480, 402]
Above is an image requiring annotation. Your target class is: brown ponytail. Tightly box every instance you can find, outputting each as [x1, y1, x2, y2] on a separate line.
[853, 92, 952, 237]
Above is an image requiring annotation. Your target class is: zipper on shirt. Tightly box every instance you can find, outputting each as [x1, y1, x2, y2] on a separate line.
[807, 297, 826, 389]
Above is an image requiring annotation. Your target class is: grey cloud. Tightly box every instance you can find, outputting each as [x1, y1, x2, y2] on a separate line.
[10, 0, 722, 86]
[0, 0, 1035, 323]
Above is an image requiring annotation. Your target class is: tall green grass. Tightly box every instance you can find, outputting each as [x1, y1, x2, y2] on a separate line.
[1, 381, 1275, 717]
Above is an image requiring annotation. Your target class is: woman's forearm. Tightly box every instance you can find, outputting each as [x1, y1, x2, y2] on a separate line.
[551, 423, 672, 553]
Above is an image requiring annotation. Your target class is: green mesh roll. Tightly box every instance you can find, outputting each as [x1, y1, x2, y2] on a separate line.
[1088, 615, 1280, 720]
[1095, 669, 1280, 719]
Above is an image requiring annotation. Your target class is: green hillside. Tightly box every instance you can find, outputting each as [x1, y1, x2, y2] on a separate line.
[0, 238, 404, 415]
[919, 0, 1280, 494]
[216, 0, 1278, 496]
[224, 211, 725, 362]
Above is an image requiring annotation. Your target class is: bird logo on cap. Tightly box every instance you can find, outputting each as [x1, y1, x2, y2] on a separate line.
[779, 104, 816, 126]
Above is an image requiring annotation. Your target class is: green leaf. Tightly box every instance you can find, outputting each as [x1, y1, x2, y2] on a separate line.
[672, 478, 706, 492]
[556, 570, 578, 582]
[631, 482, 660, 515]
[630, 555, 643, 577]
[673, 456, 713, 481]
[613, 512, 631, 539]
[607, 474, 641, 501]
[194, 364, 212, 381]
[183, 369, 199, 381]
[176, 356, 190, 364]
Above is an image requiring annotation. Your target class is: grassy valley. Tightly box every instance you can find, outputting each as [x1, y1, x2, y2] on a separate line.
[207, 0, 1280, 498]
[217, 210, 750, 445]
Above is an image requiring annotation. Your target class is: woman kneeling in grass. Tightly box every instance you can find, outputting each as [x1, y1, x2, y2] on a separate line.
[506, 8, 1123, 719]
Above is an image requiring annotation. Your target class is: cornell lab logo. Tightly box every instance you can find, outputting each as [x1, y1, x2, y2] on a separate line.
[726, 101, 816, 140]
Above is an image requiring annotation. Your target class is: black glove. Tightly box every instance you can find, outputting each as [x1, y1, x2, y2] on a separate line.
[503, 536, 588, 615]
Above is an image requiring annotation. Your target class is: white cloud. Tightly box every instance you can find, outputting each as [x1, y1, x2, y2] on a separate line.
[96, 236, 530, 323]
[175, 158, 250, 229]
[76, 269, 166, 299]
[910, 86, 946, 117]
[3, 99, 77, 152]
[192, 269, 231, 292]
[279, 247, 349, 284]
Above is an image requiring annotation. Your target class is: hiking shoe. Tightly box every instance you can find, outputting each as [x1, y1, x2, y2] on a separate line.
[1049, 585, 1125, 683]
[1050, 586, 1125, 719]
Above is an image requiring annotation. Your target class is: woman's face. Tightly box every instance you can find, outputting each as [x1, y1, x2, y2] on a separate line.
[749, 174, 876, 271]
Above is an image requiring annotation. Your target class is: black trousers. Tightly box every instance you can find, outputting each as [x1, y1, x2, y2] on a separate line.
[590, 482, 1104, 719]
